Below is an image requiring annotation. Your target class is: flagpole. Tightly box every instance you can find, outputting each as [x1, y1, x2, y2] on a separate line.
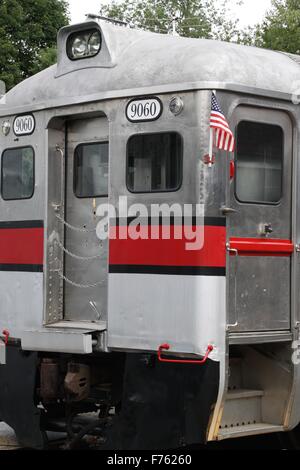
[208, 90, 216, 169]
[208, 127, 214, 169]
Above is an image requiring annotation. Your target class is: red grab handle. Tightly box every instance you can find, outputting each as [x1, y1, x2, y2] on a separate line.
[158, 343, 214, 365]
[230, 160, 235, 180]
[2, 330, 10, 346]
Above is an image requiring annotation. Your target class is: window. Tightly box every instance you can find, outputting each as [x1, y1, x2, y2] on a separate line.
[1, 147, 34, 200]
[127, 132, 183, 193]
[74, 142, 109, 198]
[235, 121, 283, 204]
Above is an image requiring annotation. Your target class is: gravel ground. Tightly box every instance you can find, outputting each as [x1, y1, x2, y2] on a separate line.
[0, 421, 288, 450]
[0, 423, 19, 450]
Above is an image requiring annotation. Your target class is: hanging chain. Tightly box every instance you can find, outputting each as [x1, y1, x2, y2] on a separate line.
[54, 238, 103, 261]
[51, 269, 105, 289]
[55, 212, 96, 233]
[51, 205, 104, 288]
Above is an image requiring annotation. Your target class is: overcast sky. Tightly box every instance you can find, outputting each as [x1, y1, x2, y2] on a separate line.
[68, 0, 273, 27]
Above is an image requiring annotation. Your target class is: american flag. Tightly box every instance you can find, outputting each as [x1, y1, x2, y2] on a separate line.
[210, 93, 235, 152]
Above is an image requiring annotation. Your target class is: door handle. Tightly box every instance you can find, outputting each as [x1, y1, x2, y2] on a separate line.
[226, 244, 239, 331]
[221, 206, 238, 216]
[158, 344, 214, 365]
[226, 242, 238, 256]
[55, 145, 65, 207]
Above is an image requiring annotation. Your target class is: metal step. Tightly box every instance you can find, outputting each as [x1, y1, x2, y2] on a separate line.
[218, 423, 283, 441]
[220, 389, 264, 430]
[47, 321, 107, 331]
[226, 389, 264, 400]
[22, 328, 95, 354]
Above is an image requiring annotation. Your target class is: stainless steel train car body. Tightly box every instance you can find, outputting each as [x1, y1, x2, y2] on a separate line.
[0, 18, 300, 446]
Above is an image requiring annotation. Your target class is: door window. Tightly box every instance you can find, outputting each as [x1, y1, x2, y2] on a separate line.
[74, 142, 109, 198]
[235, 121, 283, 204]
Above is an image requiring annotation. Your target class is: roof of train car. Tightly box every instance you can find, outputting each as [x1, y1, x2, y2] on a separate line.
[2, 19, 300, 113]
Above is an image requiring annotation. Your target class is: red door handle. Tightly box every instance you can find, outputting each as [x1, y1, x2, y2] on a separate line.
[2, 330, 10, 345]
[158, 344, 213, 365]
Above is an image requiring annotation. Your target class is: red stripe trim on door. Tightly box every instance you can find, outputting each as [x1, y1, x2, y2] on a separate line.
[109, 225, 226, 268]
[229, 238, 294, 257]
[0, 224, 44, 268]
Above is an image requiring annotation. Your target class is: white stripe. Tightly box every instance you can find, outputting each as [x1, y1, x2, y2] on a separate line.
[215, 129, 220, 147]
[108, 273, 226, 362]
[224, 133, 230, 150]
[225, 136, 234, 152]
[211, 110, 225, 120]
[219, 131, 225, 149]
[218, 129, 222, 148]
[210, 113, 230, 123]
[212, 124, 235, 152]
[210, 113, 228, 124]
[211, 122, 233, 134]
[211, 118, 229, 129]
[211, 111, 227, 122]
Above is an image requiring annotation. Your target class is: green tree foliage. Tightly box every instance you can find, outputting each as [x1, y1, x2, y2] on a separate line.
[100, 0, 243, 41]
[0, 0, 69, 90]
[255, 0, 300, 53]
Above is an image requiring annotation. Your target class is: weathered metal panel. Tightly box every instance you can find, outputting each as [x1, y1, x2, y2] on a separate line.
[108, 273, 226, 360]
[63, 117, 109, 324]
[229, 256, 291, 331]
[227, 105, 292, 332]
[0, 272, 43, 340]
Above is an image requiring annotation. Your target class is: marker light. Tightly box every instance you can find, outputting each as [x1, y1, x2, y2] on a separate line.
[2, 121, 10, 136]
[169, 96, 184, 116]
[67, 29, 101, 60]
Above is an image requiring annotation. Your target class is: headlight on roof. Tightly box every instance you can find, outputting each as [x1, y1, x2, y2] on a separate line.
[88, 31, 102, 55]
[67, 29, 101, 60]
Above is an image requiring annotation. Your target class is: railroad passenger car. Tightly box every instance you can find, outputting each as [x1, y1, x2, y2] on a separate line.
[0, 16, 299, 449]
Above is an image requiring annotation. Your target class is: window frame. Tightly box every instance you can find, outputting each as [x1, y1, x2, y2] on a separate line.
[1, 145, 35, 201]
[73, 141, 109, 199]
[234, 120, 284, 206]
[126, 131, 184, 194]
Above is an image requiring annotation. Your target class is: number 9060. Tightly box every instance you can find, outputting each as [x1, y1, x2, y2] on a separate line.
[126, 98, 162, 122]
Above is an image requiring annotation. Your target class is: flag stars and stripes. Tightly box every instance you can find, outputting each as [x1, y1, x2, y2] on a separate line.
[210, 93, 235, 152]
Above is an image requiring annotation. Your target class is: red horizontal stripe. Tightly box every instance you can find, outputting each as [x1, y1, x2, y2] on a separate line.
[210, 118, 229, 128]
[109, 226, 226, 268]
[211, 111, 226, 120]
[230, 238, 294, 257]
[211, 124, 233, 135]
[0, 228, 44, 265]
